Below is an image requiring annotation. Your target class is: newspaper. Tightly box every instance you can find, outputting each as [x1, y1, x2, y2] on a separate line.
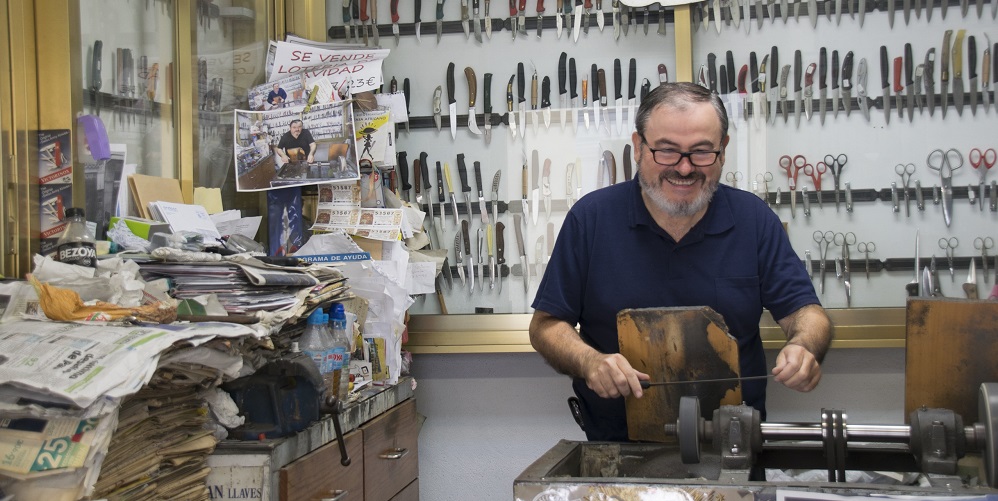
[0, 320, 261, 409]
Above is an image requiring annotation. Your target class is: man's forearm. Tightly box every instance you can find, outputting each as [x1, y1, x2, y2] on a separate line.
[529, 311, 601, 379]
[777, 304, 833, 363]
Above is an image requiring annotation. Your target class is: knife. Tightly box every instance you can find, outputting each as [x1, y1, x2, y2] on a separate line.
[436, 0, 446, 43]
[793, 50, 802, 128]
[725, 51, 740, 127]
[572, 0, 583, 41]
[818, 48, 827, 125]
[462, 220, 476, 292]
[491, 171, 501, 226]
[750, 52, 762, 127]
[457, 154, 474, 219]
[473, 0, 483, 42]
[982, 39, 991, 114]
[830, 50, 840, 118]
[483, 73, 493, 144]
[569, 58, 580, 133]
[592, 64, 601, 131]
[925, 48, 936, 117]
[519, 0, 529, 35]
[487, 225, 496, 290]
[914, 63, 924, 114]
[556, 0, 565, 37]
[940, 30, 952, 119]
[433, 85, 443, 131]
[541, 159, 553, 219]
[415, 0, 423, 41]
[513, 212, 530, 293]
[779, 64, 791, 123]
[466, 67, 483, 136]
[541, 76, 552, 128]
[485, 0, 493, 38]
[558, 53, 568, 129]
[359, 0, 370, 45]
[447, 62, 458, 139]
[628, 58, 638, 132]
[536, 0, 546, 38]
[758, 55, 769, 127]
[478, 228, 486, 291]
[530, 68, 539, 135]
[598, 68, 610, 130]
[612, 0, 619, 39]
[905, 43, 915, 121]
[460, 0, 471, 38]
[582, 70, 590, 130]
[415, 154, 428, 232]
[803, 62, 816, 121]
[421, 154, 441, 247]
[531, 149, 541, 225]
[495, 221, 505, 293]
[455, 231, 467, 287]
[857, 57, 871, 122]
[858, 0, 866, 26]
[506, 74, 518, 138]
[402, 77, 411, 135]
[597, 0, 607, 31]
[343, 0, 355, 42]
[964, 258, 978, 299]
[880, 45, 891, 124]
[953, 29, 966, 117]
[443, 161, 460, 224]
[510, 0, 519, 38]
[968, 35, 978, 116]
[893, 56, 904, 119]
[614, 58, 624, 134]
[520, 157, 530, 222]
[769, 46, 780, 124]
[518, 63, 527, 139]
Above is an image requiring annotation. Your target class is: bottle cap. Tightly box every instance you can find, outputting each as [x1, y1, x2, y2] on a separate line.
[307, 309, 324, 324]
[331, 303, 346, 319]
[65, 207, 85, 218]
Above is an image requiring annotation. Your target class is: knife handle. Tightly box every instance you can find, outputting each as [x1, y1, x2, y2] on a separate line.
[520, 0, 527, 11]
[399, 152, 411, 191]
[415, 0, 423, 22]
[447, 62, 456, 104]
[707, 53, 718, 92]
[893, 57, 903, 93]
[465, 67, 477, 107]
[457, 154, 471, 192]
[496, 222, 506, 265]
[841, 51, 854, 89]
[509, 0, 517, 15]
[559, 52, 568, 94]
[905, 43, 914, 85]
[360, 0, 369, 20]
[793, 50, 802, 92]
[420, 152, 431, 190]
[953, 29, 965, 77]
[614, 59, 623, 99]
[531, 72, 538, 109]
[391, 0, 400, 21]
[569, 58, 578, 97]
[880, 46, 889, 90]
[941, 31, 952, 81]
[462, 220, 472, 255]
[598, 68, 607, 105]
[770, 46, 780, 89]
[517, 63, 526, 101]
[437, 0, 446, 19]
[439, 161, 449, 198]
[750, 53, 760, 92]
[719, 65, 728, 95]
[968, 36, 977, 80]
[507, 74, 515, 112]
[474, 161, 484, 194]
[585, 0, 592, 8]
[819, 47, 827, 88]
[628, 58, 637, 97]
[658, 63, 669, 84]
[541, 76, 551, 107]
[993, 43, 997, 84]
[414, 158, 422, 195]
[582, 77, 589, 105]
[831, 50, 840, 89]
[738, 65, 748, 93]
[522, 164, 529, 199]
[537, 0, 545, 13]
[964, 282, 979, 300]
[484, 73, 493, 113]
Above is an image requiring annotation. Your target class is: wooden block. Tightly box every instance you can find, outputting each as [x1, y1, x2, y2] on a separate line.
[618, 306, 742, 443]
[905, 298, 998, 423]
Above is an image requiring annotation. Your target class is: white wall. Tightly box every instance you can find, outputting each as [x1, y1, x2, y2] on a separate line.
[410, 347, 906, 500]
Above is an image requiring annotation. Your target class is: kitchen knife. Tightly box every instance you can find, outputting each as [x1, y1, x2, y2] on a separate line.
[466, 67, 483, 135]
[483, 73, 493, 144]
[880, 45, 891, 124]
[447, 62, 458, 139]
[457, 154, 474, 218]
[905, 43, 915, 121]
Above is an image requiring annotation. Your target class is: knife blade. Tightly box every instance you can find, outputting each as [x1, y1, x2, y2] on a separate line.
[415, 0, 423, 41]
[941, 30, 952, 118]
[925, 48, 936, 117]
[968, 35, 978, 116]
[447, 62, 458, 139]
[531, 149, 541, 224]
[359, 0, 370, 45]
[612, 0, 619, 38]
[473, 0, 484, 41]
[510, 0, 519, 38]
[793, 50, 803, 128]
[905, 43, 915, 121]
[486, 0, 493, 38]
[614, 58, 624, 134]
[462, 220, 476, 292]
[541, 159, 552, 219]
[592, 64, 601, 130]
[513, 213, 529, 293]
[572, 0, 583, 41]
[558, 53, 569, 129]
[756, 0, 766, 29]
[519, 0, 529, 35]
[914, 63, 924, 114]
[472, 161, 488, 224]
[436, 0, 446, 43]
[443, 161, 460, 224]
[857, 57, 871, 122]
[343, 0, 355, 42]
[507, 74, 518, 138]
[858, 0, 867, 25]
[598, 68, 610, 129]
[391, 0, 401, 44]
[880, 45, 891, 124]
[750, 52, 762, 127]
[779, 64, 791, 123]
[457, 154, 474, 219]
[556, 0, 565, 36]
[536, 0, 546, 38]
[483, 73, 493, 144]
[903, 0, 910, 25]
[466, 67, 483, 136]
[953, 29, 966, 117]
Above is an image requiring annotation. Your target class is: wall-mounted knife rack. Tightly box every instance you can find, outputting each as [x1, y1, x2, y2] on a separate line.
[693, 0, 987, 27]
[802, 255, 996, 274]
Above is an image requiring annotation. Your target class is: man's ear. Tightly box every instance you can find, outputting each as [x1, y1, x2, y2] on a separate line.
[721, 134, 731, 149]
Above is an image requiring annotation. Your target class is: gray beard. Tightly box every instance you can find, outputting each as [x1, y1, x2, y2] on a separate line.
[638, 168, 718, 218]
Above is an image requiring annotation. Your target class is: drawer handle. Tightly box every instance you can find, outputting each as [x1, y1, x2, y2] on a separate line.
[320, 489, 347, 501]
[379, 447, 409, 460]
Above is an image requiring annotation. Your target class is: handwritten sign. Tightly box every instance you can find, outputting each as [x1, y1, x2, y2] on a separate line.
[268, 42, 390, 94]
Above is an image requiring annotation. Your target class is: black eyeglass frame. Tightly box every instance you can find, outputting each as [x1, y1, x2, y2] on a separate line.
[639, 133, 722, 168]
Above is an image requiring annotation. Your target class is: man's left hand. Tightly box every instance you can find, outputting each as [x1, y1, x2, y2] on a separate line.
[772, 343, 821, 392]
[307, 155, 315, 163]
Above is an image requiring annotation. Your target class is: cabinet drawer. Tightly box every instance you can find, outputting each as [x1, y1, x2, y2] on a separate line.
[280, 429, 364, 501]
[390, 479, 418, 501]
[363, 398, 419, 501]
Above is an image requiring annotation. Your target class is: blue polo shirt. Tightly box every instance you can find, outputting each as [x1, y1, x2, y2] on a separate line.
[532, 178, 820, 441]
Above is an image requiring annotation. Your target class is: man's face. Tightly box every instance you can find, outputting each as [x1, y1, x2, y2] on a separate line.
[274, 84, 280, 91]
[632, 101, 728, 218]
[290, 122, 302, 137]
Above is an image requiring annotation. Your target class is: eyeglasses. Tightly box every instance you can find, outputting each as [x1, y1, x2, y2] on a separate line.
[639, 134, 721, 168]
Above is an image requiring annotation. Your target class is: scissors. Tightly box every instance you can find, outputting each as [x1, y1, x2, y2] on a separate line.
[823, 153, 848, 212]
[725, 171, 744, 189]
[926, 148, 964, 227]
[834, 231, 856, 260]
[975, 236, 994, 283]
[812, 230, 835, 295]
[894, 163, 916, 217]
[970, 148, 996, 212]
[803, 162, 828, 207]
[755, 172, 774, 205]
[938, 237, 958, 280]
[857, 241, 876, 279]
[779, 155, 806, 189]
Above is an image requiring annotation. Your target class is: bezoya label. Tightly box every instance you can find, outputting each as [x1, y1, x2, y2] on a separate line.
[58, 242, 97, 268]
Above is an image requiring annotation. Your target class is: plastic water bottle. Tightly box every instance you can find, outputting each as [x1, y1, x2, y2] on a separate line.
[300, 309, 336, 395]
[56, 208, 97, 268]
[329, 303, 352, 403]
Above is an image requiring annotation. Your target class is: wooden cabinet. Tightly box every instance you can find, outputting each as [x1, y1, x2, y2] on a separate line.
[278, 398, 419, 501]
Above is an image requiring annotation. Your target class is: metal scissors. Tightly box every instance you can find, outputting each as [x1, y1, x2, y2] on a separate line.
[857, 241, 876, 279]
[926, 148, 964, 227]
[725, 171, 744, 189]
[803, 161, 827, 207]
[755, 172, 774, 205]
[833, 231, 856, 259]
[823, 153, 848, 211]
[975, 236, 994, 282]
[938, 237, 958, 280]
[779, 154, 806, 189]
[894, 163, 916, 217]
[812, 230, 835, 294]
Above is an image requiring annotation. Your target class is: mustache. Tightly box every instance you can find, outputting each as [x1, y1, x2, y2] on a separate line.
[661, 170, 705, 183]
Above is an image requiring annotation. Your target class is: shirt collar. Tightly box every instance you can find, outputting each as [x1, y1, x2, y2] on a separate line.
[629, 178, 736, 237]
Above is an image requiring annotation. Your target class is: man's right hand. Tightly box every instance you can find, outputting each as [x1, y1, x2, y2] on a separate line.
[583, 352, 650, 400]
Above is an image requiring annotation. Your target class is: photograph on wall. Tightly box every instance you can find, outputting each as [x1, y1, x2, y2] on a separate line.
[232, 100, 360, 192]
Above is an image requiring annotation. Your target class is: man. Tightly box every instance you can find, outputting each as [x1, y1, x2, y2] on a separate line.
[276, 120, 316, 164]
[267, 83, 287, 105]
[529, 82, 833, 442]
